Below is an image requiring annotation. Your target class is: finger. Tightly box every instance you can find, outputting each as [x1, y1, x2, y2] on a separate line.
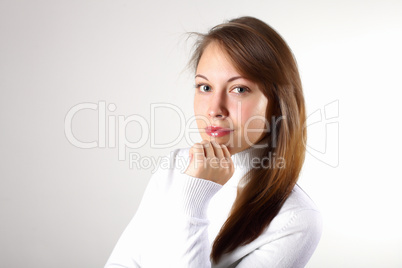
[211, 141, 224, 159]
[220, 144, 233, 169]
[200, 140, 215, 158]
[221, 144, 231, 159]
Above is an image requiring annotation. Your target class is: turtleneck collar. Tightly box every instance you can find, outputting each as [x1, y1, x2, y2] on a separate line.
[226, 137, 270, 188]
[231, 135, 270, 167]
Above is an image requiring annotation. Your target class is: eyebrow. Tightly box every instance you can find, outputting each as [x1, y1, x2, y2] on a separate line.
[195, 74, 243, 82]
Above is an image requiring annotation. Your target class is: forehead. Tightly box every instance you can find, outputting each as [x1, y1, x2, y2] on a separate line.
[196, 41, 240, 75]
[195, 42, 263, 91]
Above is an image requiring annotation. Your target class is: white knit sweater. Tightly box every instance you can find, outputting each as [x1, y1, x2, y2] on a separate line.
[105, 146, 322, 268]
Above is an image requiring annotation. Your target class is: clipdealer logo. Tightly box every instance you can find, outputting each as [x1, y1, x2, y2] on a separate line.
[304, 100, 340, 168]
[64, 101, 189, 161]
[64, 100, 339, 169]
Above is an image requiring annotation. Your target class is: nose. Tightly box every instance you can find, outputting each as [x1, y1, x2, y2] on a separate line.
[208, 92, 228, 120]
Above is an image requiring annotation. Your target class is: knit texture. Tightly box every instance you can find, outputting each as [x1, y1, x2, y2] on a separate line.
[105, 146, 322, 268]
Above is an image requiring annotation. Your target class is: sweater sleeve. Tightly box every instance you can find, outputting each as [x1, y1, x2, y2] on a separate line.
[161, 173, 222, 267]
[104, 149, 222, 268]
[234, 209, 323, 268]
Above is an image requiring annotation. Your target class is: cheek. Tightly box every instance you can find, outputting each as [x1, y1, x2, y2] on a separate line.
[193, 94, 208, 114]
[193, 97, 203, 120]
[238, 100, 268, 129]
[194, 96, 208, 129]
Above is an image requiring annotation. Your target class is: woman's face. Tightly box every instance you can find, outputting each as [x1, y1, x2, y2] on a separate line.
[194, 41, 269, 155]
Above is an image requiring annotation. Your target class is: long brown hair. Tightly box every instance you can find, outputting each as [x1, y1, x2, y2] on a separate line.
[189, 16, 307, 263]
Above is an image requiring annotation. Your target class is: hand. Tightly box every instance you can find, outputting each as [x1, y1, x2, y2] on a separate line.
[185, 140, 234, 185]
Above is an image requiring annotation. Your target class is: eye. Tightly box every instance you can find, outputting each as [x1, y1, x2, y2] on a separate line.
[197, 84, 212, 92]
[232, 86, 249, 94]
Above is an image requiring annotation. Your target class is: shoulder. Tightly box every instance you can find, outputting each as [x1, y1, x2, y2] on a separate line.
[167, 147, 191, 172]
[233, 185, 322, 268]
[265, 184, 323, 241]
[151, 147, 190, 172]
[164, 147, 191, 162]
[146, 147, 191, 185]
[173, 147, 191, 159]
[282, 184, 321, 214]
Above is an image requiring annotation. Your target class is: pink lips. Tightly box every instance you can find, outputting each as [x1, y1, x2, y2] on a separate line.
[205, 126, 233, 137]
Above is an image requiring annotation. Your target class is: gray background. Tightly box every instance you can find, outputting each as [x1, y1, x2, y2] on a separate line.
[1, 0, 401, 267]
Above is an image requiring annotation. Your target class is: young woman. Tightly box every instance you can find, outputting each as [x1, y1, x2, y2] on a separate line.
[105, 16, 322, 268]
